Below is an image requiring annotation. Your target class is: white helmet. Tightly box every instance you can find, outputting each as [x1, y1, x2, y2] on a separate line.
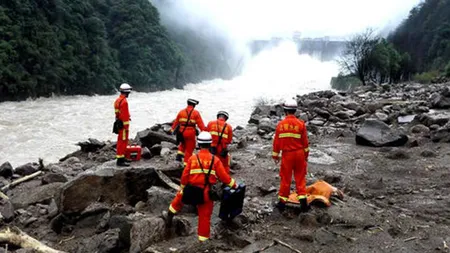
[119, 83, 132, 93]
[197, 132, 212, 144]
[283, 98, 298, 110]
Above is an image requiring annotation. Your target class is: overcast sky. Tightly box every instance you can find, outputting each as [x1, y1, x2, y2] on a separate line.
[159, 0, 423, 41]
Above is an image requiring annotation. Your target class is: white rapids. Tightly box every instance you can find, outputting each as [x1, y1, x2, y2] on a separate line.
[0, 42, 339, 167]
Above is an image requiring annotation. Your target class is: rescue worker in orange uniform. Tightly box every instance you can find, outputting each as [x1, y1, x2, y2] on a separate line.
[206, 111, 233, 174]
[170, 99, 206, 167]
[163, 132, 239, 242]
[114, 83, 132, 166]
[272, 98, 310, 213]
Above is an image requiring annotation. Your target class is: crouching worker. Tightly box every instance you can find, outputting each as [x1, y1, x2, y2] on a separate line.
[162, 132, 239, 242]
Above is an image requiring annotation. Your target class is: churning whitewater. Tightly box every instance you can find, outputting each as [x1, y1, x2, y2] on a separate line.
[0, 42, 339, 167]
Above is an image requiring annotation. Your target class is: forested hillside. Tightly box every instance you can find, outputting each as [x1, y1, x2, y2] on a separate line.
[389, 0, 450, 76]
[0, 0, 183, 102]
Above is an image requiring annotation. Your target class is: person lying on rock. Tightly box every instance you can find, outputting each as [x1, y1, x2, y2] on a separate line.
[162, 131, 239, 242]
[272, 98, 310, 213]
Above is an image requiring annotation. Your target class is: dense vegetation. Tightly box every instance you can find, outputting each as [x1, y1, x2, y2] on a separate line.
[0, 0, 183, 101]
[333, 0, 450, 90]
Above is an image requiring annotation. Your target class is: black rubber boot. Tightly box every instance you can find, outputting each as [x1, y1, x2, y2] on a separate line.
[300, 198, 310, 213]
[162, 210, 174, 228]
[175, 154, 184, 162]
[116, 158, 130, 167]
[276, 201, 286, 213]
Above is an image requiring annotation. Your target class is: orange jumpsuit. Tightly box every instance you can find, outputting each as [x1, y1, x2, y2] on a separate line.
[171, 106, 206, 166]
[207, 119, 233, 173]
[114, 94, 130, 159]
[272, 115, 309, 203]
[168, 149, 237, 241]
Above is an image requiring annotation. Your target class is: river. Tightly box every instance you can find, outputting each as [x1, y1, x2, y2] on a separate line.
[0, 41, 339, 167]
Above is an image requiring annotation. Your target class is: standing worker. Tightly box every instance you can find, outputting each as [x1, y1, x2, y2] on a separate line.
[163, 132, 239, 242]
[170, 99, 206, 167]
[113, 83, 132, 167]
[207, 111, 233, 174]
[272, 98, 310, 213]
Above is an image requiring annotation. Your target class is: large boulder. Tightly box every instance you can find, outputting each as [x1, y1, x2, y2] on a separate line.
[431, 87, 450, 109]
[257, 118, 276, 132]
[356, 119, 408, 147]
[15, 163, 39, 176]
[11, 182, 64, 209]
[0, 199, 14, 222]
[59, 164, 160, 214]
[76, 228, 122, 253]
[430, 123, 450, 143]
[0, 162, 13, 178]
[135, 129, 176, 149]
[146, 186, 176, 214]
[77, 138, 106, 153]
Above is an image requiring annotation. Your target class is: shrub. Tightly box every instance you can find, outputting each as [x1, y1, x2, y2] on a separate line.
[413, 70, 440, 84]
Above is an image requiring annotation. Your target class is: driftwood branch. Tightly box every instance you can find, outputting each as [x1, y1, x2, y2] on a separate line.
[0, 191, 9, 200]
[155, 170, 180, 191]
[1, 171, 42, 192]
[274, 238, 302, 253]
[0, 226, 66, 253]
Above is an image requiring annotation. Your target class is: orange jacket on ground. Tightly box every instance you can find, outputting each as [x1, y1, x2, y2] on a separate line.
[207, 119, 233, 151]
[288, 180, 344, 207]
[171, 105, 206, 133]
[114, 94, 130, 129]
[180, 149, 236, 189]
[272, 115, 309, 158]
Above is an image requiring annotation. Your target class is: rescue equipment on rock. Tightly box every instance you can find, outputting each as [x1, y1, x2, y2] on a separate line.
[219, 183, 246, 221]
[125, 145, 142, 161]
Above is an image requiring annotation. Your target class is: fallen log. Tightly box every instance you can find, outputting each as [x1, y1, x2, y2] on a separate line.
[0, 226, 67, 253]
[155, 170, 180, 191]
[0, 191, 9, 200]
[274, 238, 302, 253]
[1, 171, 43, 192]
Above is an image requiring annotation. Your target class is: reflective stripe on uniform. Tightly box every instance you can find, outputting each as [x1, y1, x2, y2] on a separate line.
[278, 196, 288, 202]
[180, 184, 185, 189]
[304, 147, 310, 152]
[227, 178, 235, 188]
[198, 236, 209, 241]
[122, 129, 126, 141]
[116, 155, 125, 158]
[179, 118, 197, 124]
[123, 121, 130, 125]
[272, 151, 279, 157]
[177, 151, 185, 155]
[169, 204, 177, 214]
[115, 109, 120, 113]
[297, 195, 307, 200]
[210, 131, 228, 139]
[190, 169, 216, 176]
[279, 133, 301, 139]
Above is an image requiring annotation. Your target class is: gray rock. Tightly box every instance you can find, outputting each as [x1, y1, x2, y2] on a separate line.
[63, 157, 81, 165]
[0, 199, 14, 222]
[141, 147, 152, 159]
[431, 88, 450, 109]
[398, 115, 415, 124]
[160, 148, 171, 156]
[109, 215, 133, 246]
[356, 119, 408, 147]
[77, 228, 122, 253]
[12, 183, 63, 209]
[309, 120, 325, 126]
[421, 150, 437, 158]
[161, 141, 177, 150]
[385, 149, 410, 160]
[150, 144, 162, 156]
[375, 112, 389, 122]
[0, 162, 13, 178]
[135, 129, 176, 150]
[146, 186, 176, 214]
[313, 108, 331, 119]
[430, 124, 440, 131]
[42, 173, 68, 184]
[431, 127, 450, 143]
[77, 138, 106, 153]
[341, 101, 360, 111]
[298, 112, 309, 122]
[48, 198, 59, 219]
[15, 162, 39, 176]
[410, 124, 430, 134]
[248, 115, 260, 125]
[59, 166, 159, 214]
[258, 118, 276, 132]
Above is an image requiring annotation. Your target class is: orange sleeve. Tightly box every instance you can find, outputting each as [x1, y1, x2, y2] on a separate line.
[196, 111, 206, 131]
[272, 123, 281, 158]
[226, 124, 233, 145]
[215, 157, 237, 188]
[119, 99, 130, 129]
[206, 121, 212, 132]
[171, 111, 181, 131]
[180, 156, 192, 188]
[301, 121, 309, 156]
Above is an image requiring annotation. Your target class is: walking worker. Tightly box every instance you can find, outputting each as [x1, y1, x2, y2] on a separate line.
[163, 132, 239, 242]
[207, 111, 233, 173]
[113, 83, 132, 167]
[272, 98, 310, 213]
[170, 99, 206, 167]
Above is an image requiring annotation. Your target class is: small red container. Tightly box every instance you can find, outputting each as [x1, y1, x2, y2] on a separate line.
[125, 145, 142, 161]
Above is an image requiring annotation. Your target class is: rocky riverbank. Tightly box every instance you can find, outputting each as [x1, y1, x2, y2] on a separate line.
[1, 82, 450, 253]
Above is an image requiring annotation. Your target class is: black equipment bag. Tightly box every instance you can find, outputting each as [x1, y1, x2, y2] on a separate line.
[181, 155, 216, 205]
[210, 123, 228, 157]
[112, 99, 125, 134]
[219, 183, 246, 221]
